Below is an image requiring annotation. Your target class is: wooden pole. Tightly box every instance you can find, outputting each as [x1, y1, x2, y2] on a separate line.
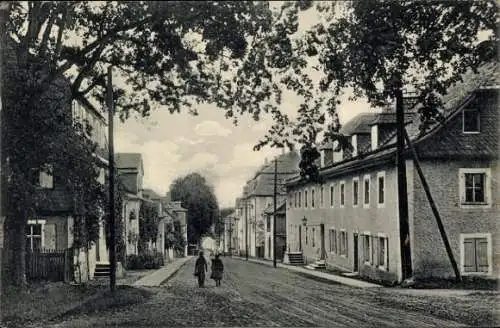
[395, 86, 413, 281]
[273, 158, 277, 268]
[107, 66, 116, 292]
[403, 129, 462, 281]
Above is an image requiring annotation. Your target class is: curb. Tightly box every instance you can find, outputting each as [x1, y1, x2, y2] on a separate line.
[159, 257, 193, 285]
[232, 256, 381, 288]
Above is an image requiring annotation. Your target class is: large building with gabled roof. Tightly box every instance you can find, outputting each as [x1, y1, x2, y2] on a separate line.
[286, 62, 499, 283]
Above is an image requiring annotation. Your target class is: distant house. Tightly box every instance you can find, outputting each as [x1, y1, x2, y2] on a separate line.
[263, 201, 287, 261]
[116, 153, 144, 256]
[222, 211, 237, 254]
[237, 151, 300, 258]
[286, 63, 499, 283]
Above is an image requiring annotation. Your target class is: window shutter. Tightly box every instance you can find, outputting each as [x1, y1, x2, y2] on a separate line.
[475, 238, 489, 272]
[459, 173, 466, 204]
[44, 224, 56, 250]
[463, 238, 475, 272]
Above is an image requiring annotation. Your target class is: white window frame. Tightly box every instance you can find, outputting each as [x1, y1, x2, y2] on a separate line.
[363, 175, 370, 208]
[339, 229, 348, 258]
[311, 187, 315, 209]
[304, 189, 308, 209]
[298, 191, 302, 208]
[26, 219, 46, 251]
[320, 185, 324, 208]
[377, 232, 389, 271]
[459, 168, 491, 208]
[330, 184, 335, 208]
[460, 233, 492, 276]
[362, 231, 372, 265]
[377, 171, 386, 208]
[329, 227, 337, 254]
[352, 177, 360, 208]
[462, 109, 480, 134]
[340, 181, 346, 208]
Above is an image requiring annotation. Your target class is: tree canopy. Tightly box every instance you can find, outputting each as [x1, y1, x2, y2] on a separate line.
[169, 173, 219, 245]
[258, 0, 498, 149]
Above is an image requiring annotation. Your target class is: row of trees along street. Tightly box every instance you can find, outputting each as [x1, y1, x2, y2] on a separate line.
[0, 1, 497, 290]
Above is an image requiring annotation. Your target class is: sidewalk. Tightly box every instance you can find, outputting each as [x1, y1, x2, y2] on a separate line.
[232, 256, 381, 288]
[133, 256, 193, 287]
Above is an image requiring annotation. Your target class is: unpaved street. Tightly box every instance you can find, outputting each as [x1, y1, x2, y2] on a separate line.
[48, 257, 466, 327]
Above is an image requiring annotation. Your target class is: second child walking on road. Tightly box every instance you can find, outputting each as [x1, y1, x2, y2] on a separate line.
[210, 254, 224, 287]
[194, 251, 208, 288]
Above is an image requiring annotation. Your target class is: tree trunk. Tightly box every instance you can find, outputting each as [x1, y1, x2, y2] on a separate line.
[4, 212, 27, 288]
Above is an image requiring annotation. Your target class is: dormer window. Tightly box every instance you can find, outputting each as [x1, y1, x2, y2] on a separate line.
[463, 109, 480, 133]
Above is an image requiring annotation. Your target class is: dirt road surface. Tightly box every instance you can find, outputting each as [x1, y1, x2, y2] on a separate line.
[47, 257, 466, 327]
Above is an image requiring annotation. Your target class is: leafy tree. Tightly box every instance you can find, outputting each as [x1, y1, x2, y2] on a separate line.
[258, 1, 498, 148]
[1, 0, 312, 286]
[169, 173, 219, 245]
[138, 199, 160, 253]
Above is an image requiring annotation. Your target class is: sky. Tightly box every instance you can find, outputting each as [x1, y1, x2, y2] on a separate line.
[114, 3, 373, 208]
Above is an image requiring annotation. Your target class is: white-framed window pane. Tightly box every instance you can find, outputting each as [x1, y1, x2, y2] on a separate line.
[311, 189, 315, 208]
[378, 176, 385, 204]
[353, 180, 359, 206]
[364, 179, 370, 204]
[330, 186, 334, 206]
[340, 184, 345, 206]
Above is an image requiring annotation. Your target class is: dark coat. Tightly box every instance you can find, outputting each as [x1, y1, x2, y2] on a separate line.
[194, 256, 208, 277]
[211, 258, 224, 280]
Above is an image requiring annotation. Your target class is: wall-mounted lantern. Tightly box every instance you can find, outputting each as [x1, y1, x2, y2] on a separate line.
[302, 216, 307, 227]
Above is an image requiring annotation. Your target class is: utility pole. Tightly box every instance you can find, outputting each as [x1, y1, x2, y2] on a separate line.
[273, 158, 277, 268]
[107, 66, 116, 293]
[245, 199, 248, 261]
[404, 130, 461, 281]
[395, 86, 413, 281]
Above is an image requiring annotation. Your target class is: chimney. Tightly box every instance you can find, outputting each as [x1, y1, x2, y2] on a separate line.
[351, 134, 358, 157]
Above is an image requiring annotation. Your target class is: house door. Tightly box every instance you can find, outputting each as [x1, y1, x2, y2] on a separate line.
[298, 226, 302, 251]
[320, 224, 325, 260]
[353, 233, 359, 272]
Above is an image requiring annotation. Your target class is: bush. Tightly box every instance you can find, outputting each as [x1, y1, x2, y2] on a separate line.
[126, 251, 164, 270]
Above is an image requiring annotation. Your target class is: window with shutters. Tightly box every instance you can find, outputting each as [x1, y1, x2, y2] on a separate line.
[329, 229, 337, 253]
[26, 220, 46, 251]
[459, 168, 491, 208]
[460, 233, 491, 275]
[305, 227, 308, 245]
[298, 191, 302, 208]
[305, 190, 308, 208]
[352, 178, 359, 207]
[294, 192, 297, 208]
[312, 228, 316, 247]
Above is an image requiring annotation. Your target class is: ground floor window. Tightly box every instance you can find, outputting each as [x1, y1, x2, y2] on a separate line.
[362, 234, 371, 263]
[377, 236, 389, 270]
[339, 230, 348, 257]
[26, 220, 45, 251]
[329, 229, 337, 253]
[461, 233, 491, 274]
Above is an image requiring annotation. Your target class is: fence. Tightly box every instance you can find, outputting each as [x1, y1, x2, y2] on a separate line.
[25, 248, 73, 282]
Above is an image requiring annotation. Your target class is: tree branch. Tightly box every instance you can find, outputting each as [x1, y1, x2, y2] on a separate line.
[39, 8, 56, 58]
